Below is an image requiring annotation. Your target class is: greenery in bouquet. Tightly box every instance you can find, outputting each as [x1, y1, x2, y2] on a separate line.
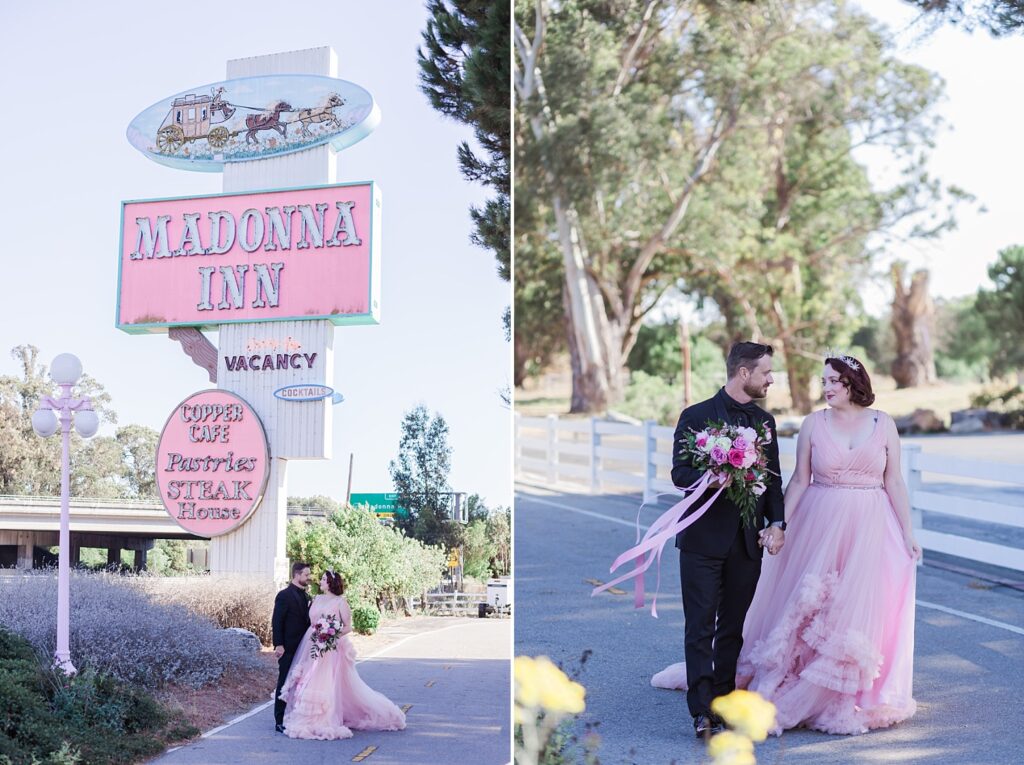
[680, 420, 773, 529]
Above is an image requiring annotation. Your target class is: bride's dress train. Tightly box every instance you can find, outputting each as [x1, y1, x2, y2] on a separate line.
[279, 594, 406, 740]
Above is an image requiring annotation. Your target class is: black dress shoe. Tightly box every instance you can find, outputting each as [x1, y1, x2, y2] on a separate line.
[693, 714, 725, 739]
[275, 723, 286, 733]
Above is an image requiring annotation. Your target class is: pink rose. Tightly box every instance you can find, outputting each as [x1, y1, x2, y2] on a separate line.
[741, 450, 756, 469]
[695, 432, 709, 449]
[710, 445, 728, 465]
[733, 437, 749, 452]
[728, 449, 746, 468]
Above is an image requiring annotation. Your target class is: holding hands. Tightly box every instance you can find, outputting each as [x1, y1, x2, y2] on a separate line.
[758, 526, 785, 555]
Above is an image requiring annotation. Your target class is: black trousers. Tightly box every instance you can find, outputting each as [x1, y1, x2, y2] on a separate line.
[679, 528, 761, 718]
[274, 650, 296, 725]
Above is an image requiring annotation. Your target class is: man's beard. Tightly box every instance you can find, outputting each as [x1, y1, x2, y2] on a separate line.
[743, 381, 768, 400]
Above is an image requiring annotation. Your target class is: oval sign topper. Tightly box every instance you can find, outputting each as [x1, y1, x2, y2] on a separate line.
[156, 389, 271, 537]
[127, 74, 380, 171]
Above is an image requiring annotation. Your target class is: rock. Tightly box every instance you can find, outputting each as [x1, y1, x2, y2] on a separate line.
[950, 408, 1005, 433]
[894, 409, 945, 435]
[775, 417, 804, 438]
[224, 627, 262, 652]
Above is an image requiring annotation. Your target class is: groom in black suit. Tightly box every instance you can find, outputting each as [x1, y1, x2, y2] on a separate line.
[272, 561, 312, 733]
[671, 342, 786, 738]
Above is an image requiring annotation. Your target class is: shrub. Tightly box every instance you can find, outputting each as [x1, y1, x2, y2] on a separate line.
[130, 575, 277, 646]
[0, 572, 260, 689]
[351, 606, 380, 635]
[970, 384, 1024, 429]
[287, 505, 446, 611]
[0, 629, 181, 765]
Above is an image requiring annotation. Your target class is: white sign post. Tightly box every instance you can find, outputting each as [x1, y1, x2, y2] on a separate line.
[211, 47, 341, 583]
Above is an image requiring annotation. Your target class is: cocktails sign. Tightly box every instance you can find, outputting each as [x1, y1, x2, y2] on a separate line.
[156, 390, 271, 537]
[125, 75, 380, 171]
[117, 181, 382, 332]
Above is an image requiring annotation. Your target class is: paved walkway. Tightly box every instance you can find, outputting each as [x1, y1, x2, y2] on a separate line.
[153, 618, 510, 765]
[515, 484, 1024, 765]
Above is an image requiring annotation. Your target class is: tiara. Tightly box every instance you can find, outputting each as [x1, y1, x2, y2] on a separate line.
[824, 347, 861, 371]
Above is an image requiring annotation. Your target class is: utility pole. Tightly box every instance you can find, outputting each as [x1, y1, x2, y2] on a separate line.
[345, 452, 354, 506]
[679, 317, 692, 409]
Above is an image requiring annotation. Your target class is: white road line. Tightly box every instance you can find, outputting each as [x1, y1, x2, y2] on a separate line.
[916, 600, 1024, 637]
[517, 494, 639, 529]
[191, 621, 476, 742]
[518, 490, 1024, 639]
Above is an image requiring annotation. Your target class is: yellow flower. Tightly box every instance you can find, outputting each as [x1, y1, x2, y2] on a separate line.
[711, 689, 777, 742]
[707, 730, 755, 765]
[514, 655, 586, 716]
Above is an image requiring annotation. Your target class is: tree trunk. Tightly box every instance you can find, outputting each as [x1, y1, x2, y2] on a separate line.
[513, 333, 529, 388]
[555, 198, 623, 412]
[780, 340, 814, 414]
[891, 263, 938, 389]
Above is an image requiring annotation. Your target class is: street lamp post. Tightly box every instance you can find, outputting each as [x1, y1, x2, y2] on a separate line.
[31, 353, 99, 676]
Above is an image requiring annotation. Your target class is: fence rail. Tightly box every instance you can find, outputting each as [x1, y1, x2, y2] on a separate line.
[516, 413, 1024, 573]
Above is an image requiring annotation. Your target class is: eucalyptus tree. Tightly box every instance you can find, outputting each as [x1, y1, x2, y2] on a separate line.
[516, 0, 957, 412]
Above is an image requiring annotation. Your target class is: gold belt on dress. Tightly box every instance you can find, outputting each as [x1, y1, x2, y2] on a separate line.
[812, 482, 884, 490]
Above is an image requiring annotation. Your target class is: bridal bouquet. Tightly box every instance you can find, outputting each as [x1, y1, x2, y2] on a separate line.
[679, 420, 772, 529]
[593, 419, 776, 616]
[310, 613, 342, 660]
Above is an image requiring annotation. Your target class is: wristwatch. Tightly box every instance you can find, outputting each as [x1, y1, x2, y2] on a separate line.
[769, 521, 787, 531]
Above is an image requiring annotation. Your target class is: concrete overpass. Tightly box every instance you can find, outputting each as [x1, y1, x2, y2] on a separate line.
[0, 495, 199, 570]
[0, 495, 338, 570]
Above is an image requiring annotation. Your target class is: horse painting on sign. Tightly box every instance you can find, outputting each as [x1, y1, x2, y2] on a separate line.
[127, 74, 380, 172]
[297, 94, 346, 137]
[245, 101, 293, 144]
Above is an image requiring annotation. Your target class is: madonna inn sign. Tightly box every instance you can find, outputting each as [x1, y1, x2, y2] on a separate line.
[117, 181, 382, 332]
[121, 46, 375, 582]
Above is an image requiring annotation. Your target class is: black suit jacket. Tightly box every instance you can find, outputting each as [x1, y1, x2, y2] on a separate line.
[272, 583, 311, 653]
[671, 389, 785, 559]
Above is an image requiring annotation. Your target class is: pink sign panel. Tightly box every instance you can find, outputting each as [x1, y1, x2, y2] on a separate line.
[156, 390, 270, 537]
[117, 181, 381, 333]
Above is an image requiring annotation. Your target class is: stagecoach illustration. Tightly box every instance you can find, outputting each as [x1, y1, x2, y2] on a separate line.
[128, 74, 379, 171]
[154, 87, 346, 153]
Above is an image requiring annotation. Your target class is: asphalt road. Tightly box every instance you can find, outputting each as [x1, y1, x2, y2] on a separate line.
[152, 618, 510, 765]
[514, 485, 1024, 765]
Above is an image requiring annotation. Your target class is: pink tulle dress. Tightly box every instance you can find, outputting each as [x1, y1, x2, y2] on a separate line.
[653, 409, 917, 734]
[279, 594, 406, 740]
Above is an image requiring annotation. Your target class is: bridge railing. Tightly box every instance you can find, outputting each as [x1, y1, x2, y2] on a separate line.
[0, 495, 162, 508]
[515, 413, 1024, 573]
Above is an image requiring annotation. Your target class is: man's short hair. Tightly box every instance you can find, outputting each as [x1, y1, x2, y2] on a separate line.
[726, 342, 774, 379]
[291, 561, 311, 577]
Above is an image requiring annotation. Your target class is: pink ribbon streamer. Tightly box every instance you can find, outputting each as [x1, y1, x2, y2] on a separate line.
[591, 473, 726, 617]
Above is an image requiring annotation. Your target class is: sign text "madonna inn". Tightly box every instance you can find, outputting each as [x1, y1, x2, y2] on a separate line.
[117, 182, 381, 333]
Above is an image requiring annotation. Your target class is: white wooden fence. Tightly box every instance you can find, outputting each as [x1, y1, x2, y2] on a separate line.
[515, 413, 1024, 573]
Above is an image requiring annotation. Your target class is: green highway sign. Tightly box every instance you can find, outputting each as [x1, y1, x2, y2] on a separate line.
[350, 492, 409, 518]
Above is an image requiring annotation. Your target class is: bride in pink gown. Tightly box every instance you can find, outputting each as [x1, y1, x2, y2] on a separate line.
[279, 571, 406, 740]
[653, 354, 922, 735]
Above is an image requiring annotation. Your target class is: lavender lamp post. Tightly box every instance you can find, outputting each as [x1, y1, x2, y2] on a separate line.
[31, 353, 99, 676]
